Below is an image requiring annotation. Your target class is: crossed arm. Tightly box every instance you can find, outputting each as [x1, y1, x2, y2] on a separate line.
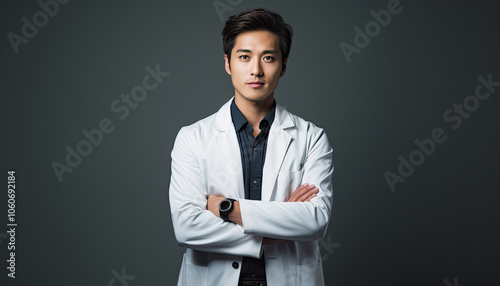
[206, 183, 320, 244]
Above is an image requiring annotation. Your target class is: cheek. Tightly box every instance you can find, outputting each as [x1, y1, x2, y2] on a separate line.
[229, 65, 245, 80]
[269, 70, 282, 84]
[231, 72, 244, 85]
[267, 65, 282, 77]
[231, 73, 246, 90]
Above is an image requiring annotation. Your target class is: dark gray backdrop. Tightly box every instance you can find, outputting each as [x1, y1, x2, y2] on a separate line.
[1, 0, 499, 285]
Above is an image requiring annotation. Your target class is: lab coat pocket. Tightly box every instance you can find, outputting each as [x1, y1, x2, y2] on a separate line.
[294, 260, 323, 286]
[277, 169, 305, 201]
[183, 254, 208, 285]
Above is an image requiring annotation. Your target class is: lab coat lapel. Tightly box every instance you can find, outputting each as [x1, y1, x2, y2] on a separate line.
[261, 103, 294, 202]
[214, 98, 245, 199]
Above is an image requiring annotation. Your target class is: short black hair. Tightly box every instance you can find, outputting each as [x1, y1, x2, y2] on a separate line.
[222, 8, 294, 67]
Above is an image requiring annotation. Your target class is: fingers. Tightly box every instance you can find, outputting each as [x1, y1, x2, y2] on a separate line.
[288, 183, 313, 202]
[304, 192, 317, 202]
[288, 183, 319, 202]
[287, 184, 308, 202]
[296, 185, 318, 202]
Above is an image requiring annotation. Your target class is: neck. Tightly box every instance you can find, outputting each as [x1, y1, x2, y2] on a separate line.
[234, 94, 274, 127]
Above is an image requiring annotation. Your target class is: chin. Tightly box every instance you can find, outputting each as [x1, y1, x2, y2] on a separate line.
[241, 92, 271, 102]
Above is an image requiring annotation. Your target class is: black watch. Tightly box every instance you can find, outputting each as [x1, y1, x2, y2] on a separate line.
[219, 198, 236, 222]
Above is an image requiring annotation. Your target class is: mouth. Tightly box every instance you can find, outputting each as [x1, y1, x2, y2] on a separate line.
[247, 81, 265, 88]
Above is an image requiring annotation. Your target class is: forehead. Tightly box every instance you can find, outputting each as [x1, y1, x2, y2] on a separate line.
[233, 30, 280, 52]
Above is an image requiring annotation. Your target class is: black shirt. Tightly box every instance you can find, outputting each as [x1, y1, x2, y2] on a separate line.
[230, 97, 276, 279]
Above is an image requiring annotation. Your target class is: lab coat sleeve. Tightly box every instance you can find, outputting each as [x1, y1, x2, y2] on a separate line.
[238, 127, 334, 241]
[169, 126, 263, 258]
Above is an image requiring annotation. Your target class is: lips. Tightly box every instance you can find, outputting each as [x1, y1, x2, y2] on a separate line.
[247, 81, 264, 88]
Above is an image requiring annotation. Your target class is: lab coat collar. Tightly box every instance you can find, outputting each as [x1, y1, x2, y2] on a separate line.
[214, 96, 294, 132]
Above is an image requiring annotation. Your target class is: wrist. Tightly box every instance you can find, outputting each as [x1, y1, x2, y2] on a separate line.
[228, 201, 243, 226]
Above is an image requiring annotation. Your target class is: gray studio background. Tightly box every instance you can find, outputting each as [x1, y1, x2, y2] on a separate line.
[1, 0, 499, 285]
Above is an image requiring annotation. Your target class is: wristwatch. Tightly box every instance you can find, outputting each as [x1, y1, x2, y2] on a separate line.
[219, 198, 236, 222]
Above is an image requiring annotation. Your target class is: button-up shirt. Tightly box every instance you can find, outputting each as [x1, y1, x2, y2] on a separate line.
[230, 97, 276, 280]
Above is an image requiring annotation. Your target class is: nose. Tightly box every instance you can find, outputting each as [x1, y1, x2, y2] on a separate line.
[250, 58, 263, 77]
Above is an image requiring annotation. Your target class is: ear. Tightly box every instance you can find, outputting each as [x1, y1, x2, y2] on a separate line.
[280, 57, 288, 78]
[224, 54, 231, 75]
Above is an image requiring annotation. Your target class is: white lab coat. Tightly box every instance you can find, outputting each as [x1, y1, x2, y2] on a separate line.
[169, 97, 334, 286]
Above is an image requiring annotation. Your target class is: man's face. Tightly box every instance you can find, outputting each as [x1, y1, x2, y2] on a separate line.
[225, 30, 287, 103]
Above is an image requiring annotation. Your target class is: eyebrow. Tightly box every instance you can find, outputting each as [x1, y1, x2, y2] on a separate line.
[235, 49, 279, 55]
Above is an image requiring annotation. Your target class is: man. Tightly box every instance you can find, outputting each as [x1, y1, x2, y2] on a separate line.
[169, 8, 334, 286]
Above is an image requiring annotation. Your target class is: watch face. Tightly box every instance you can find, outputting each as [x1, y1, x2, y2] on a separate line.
[220, 200, 231, 212]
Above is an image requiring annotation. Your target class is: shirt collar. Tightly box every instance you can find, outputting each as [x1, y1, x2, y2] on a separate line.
[231, 97, 276, 132]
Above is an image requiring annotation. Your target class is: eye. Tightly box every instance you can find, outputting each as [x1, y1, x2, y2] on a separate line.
[239, 55, 249, 60]
[263, 56, 275, 62]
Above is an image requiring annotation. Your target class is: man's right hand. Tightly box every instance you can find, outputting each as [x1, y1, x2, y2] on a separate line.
[287, 183, 319, 202]
[262, 183, 319, 245]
